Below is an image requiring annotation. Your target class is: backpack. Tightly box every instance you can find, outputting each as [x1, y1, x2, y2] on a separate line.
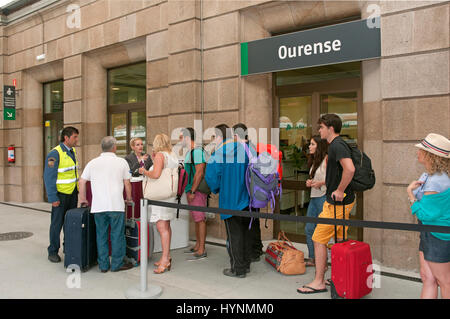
[176, 163, 189, 218]
[242, 143, 282, 228]
[345, 142, 376, 192]
[188, 147, 211, 195]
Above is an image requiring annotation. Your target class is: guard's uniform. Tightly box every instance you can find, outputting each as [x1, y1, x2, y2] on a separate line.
[44, 143, 79, 257]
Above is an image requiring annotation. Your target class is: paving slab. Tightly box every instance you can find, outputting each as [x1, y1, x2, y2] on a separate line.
[0, 202, 422, 299]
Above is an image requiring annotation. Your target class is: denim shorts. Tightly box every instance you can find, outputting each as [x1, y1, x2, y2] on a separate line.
[419, 231, 450, 263]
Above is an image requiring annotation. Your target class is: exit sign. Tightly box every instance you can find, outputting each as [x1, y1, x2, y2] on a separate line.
[4, 108, 15, 120]
[3, 85, 16, 121]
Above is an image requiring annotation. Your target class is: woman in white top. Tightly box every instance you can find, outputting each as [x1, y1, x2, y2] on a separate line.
[139, 134, 178, 274]
[304, 135, 328, 267]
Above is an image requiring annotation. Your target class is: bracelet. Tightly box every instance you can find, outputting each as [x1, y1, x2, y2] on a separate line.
[409, 197, 417, 205]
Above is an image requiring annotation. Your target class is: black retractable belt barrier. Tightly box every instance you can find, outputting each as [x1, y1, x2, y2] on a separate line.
[147, 200, 450, 234]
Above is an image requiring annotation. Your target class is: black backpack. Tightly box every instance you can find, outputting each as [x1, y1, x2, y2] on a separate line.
[345, 142, 376, 192]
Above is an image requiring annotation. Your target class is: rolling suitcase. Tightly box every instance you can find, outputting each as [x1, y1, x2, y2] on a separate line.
[64, 206, 97, 272]
[125, 201, 154, 266]
[330, 201, 373, 299]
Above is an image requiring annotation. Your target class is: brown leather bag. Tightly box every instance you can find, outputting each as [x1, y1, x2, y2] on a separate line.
[265, 231, 306, 275]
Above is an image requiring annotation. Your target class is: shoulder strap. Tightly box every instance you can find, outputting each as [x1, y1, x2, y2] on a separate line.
[240, 142, 254, 162]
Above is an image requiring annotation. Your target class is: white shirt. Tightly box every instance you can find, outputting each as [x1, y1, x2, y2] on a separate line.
[310, 158, 327, 198]
[81, 152, 131, 213]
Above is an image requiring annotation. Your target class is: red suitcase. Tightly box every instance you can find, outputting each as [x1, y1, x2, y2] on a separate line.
[330, 202, 373, 299]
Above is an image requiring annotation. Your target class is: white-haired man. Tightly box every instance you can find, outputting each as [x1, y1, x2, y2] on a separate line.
[79, 136, 133, 272]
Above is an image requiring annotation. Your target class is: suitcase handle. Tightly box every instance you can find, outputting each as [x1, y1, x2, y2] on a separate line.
[125, 200, 135, 220]
[333, 195, 346, 243]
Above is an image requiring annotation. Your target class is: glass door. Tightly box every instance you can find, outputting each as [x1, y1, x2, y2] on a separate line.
[274, 61, 363, 243]
[109, 110, 147, 157]
[320, 91, 362, 241]
[277, 96, 312, 242]
[43, 80, 64, 201]
[111, 112, 128, 157]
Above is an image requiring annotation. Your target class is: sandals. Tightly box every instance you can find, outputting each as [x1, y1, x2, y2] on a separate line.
[305, 259, 315, 267]
[154, 261, 171, 274]
[154, 257, 172, 267]
[297, 285, 328, 294]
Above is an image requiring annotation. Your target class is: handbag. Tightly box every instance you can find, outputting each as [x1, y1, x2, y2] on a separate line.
[142, 152, 178, 200]
[265, 231, 306, 275]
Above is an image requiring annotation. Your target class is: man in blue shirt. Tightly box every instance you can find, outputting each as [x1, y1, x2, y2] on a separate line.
[44, 127, 79, 263]
[205, 124, 254, 278]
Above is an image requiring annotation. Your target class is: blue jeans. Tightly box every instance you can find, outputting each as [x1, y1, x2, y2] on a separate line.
[94, 212, 126, 271]
[305, 195, 326, 260]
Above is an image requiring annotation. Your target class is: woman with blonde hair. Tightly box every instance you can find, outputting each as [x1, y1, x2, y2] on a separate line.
[125, 137, 153, 177]
[407, 133, 450, 299]
[139, 134, 178, 274]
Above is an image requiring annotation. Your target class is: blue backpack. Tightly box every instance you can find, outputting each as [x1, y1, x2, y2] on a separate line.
[242, 143, 282, 228]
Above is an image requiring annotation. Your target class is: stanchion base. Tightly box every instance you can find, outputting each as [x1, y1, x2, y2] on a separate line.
[125, 284, 163, 299]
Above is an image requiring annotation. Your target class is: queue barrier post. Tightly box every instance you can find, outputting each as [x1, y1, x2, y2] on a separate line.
[125, 199, 162, 299]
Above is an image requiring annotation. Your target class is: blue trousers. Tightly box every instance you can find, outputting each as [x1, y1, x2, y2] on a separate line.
[48, 191, 78, 256]
[94, 212, 126, 271]
[305, 195, 326, 260]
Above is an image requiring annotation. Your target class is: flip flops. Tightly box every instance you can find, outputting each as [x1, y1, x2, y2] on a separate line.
[297, 285, 328, 294]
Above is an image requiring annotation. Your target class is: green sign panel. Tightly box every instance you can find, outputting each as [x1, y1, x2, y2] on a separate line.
[4, 108, 16, 120]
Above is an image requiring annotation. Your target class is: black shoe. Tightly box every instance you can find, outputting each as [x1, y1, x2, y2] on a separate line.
[111, 262, 133, 272]
[100, 268, 109, 273]
[48, 254, 61, 263]
[223, 268, 246, 278]
[250, 256, 261, 263]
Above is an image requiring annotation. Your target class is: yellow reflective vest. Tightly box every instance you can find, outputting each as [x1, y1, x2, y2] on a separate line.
[53, 145, 79, 194]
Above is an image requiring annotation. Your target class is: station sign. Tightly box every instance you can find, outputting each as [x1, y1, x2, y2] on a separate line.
[241, 18, 381, 76]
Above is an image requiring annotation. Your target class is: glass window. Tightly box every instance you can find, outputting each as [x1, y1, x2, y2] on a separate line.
[276, 61, 360, 86]
[43, 80, 64, 157]
[108, 62, 146, 106]
[44, 81, 63, 114]
[107, 62, 146, 157]
[279, 96, 312, 182]
[320, 92, 358, 145]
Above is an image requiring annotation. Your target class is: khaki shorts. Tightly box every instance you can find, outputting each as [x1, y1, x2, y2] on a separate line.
[312, 201, 355, 245]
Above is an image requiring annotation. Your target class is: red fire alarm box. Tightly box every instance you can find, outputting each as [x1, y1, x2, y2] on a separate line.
[8, 145, 15, 163]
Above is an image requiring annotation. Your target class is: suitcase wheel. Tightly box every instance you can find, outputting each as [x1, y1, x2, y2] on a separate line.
[330, 281, 344, 300]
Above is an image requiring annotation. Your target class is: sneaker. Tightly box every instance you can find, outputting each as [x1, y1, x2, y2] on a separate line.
[183, 247, 197, 254]
[48, 254, 61, 263]
[187, 252, 207, 261]
[223, 268, 246, 278]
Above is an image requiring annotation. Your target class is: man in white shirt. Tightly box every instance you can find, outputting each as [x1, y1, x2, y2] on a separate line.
[79, 136, 133, 272]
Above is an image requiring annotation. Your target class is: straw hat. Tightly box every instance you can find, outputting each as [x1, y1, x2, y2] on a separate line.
[415, 133, 450, 159]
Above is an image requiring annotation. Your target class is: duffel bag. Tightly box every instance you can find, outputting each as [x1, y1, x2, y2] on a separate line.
[265, 231, 306, 275]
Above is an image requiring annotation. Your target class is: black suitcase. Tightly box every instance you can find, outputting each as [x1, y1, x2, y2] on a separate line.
[125, 202, 154, 266]
[64, 206, 97, 272]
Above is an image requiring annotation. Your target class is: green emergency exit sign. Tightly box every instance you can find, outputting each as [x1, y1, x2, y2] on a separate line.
[4, 108, 16, 120]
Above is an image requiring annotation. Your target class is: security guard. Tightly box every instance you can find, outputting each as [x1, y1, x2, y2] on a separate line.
[44, 126, 80, 263]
